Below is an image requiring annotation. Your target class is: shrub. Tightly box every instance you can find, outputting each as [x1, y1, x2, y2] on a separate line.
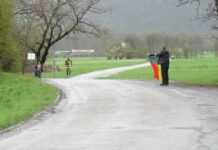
[0, 0, 21, 72]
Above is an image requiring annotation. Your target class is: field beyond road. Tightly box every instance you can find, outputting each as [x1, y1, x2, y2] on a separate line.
[44, 57, 145, 78]
[0, 73, 58, 129]
[108, 57, 218, 86]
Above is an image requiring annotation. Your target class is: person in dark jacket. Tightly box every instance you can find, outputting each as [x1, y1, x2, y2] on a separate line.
[34, 63, 42, 78]
[157, 47, 170, 86]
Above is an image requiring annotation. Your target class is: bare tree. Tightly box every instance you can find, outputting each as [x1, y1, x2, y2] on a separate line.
[15, 0, 103, 66]
[178, 0, 218, 24]
[178, 0, 218, 55]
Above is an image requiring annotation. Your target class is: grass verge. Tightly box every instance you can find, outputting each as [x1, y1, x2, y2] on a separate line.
[0, 73, 58, 129]
[108, 57, 218, 86]
[44, 57, 145, 78]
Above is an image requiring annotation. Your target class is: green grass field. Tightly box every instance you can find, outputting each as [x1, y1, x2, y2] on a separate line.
[44, 57, 145, 78]
[0, 73, 58, 129]
[108, 57, 218, 86]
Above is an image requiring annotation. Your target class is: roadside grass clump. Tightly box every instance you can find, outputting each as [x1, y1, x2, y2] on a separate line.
[169, 58, 218, 85]
[0, 73, 58, 129]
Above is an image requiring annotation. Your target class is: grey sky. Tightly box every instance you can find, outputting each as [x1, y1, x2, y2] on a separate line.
[95, 0, 211, 34]
[55, 0, 212, 51]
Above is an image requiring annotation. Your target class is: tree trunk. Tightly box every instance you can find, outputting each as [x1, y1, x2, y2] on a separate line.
[41, 48, 49, 65]
[36, 51, 41, 64]
[40, 48, 50, 72]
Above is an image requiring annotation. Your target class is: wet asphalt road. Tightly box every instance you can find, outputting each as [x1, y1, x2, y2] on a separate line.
[0, 64, 218, 150]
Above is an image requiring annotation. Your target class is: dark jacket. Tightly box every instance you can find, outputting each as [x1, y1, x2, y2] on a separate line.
[157, 50, 170, 65]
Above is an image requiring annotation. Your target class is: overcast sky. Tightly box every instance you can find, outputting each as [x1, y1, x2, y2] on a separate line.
[55, 0, 212, 51]
[94, 0, 212, 34]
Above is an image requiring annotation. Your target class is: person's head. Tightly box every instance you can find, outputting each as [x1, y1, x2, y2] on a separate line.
[162, 47, 166, 51]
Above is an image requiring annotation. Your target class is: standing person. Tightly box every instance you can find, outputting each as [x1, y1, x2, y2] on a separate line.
[65, 57, 72, 77]
[34, 65, 38, 77]
[157, 47, 170, 86]
[34, 63, 42, 78]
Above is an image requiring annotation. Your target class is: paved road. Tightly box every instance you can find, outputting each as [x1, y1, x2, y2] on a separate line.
[0, 64, 218, 150]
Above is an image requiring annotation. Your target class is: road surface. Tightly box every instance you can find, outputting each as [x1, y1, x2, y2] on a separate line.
[0, 64, 218, 150]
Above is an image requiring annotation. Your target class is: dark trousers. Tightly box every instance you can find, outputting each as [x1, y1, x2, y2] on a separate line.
[161, 63, 169, 85]
[34, 70, 41, 78]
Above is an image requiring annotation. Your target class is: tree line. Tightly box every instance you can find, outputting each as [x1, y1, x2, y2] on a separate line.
[104, 33, 215, 59]
[104, 0, 218, 59]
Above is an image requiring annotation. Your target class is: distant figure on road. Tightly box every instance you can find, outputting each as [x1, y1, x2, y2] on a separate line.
[65, 57, 73, 77]
[157, 47, 170, 86]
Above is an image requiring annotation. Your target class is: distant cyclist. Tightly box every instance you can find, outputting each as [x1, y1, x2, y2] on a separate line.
[65, 57, 73, 77]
